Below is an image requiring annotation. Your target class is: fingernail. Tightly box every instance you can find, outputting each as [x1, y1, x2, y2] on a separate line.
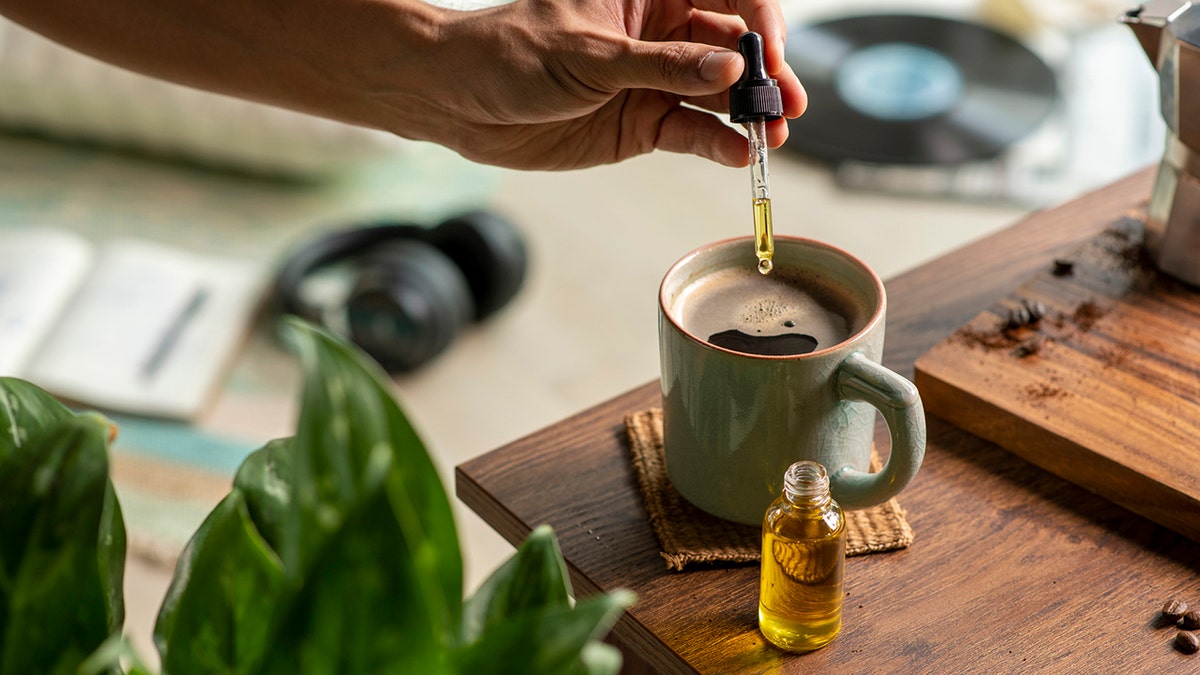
[700, 51, 741, 82]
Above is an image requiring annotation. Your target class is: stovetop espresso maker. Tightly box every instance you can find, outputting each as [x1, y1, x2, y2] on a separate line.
[1123, 1, 1200, 285]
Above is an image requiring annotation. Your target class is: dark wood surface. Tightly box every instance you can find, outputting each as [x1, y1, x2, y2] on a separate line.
[915, 215, 1200, 543]
[457, 168, 1200, 673]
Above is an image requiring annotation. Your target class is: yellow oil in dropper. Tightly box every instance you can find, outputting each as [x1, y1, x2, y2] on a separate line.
[729, 31, 782, 275]
[747, 118, 774, 275]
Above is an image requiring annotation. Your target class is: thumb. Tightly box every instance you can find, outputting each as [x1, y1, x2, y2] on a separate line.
[599, 40, 743, 97]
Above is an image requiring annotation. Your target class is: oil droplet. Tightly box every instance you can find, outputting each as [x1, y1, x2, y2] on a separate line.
[758, 258, 773, 275]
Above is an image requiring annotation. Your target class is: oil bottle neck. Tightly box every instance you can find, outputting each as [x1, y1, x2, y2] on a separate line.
[782, 461, 834, 509]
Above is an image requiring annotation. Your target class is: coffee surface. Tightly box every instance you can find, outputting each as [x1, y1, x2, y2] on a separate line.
[674, 265, 858, 355]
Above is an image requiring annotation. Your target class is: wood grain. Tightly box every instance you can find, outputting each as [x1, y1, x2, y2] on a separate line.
[914, 211, 1200, 542]
[458, 168, 1200, 673]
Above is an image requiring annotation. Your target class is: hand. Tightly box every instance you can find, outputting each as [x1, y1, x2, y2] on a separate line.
[0, 0, 805, 171]
[356, 0, 807, 170]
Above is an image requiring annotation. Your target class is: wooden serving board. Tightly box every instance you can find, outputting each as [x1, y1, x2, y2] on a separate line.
[913, 211, 1200, 542]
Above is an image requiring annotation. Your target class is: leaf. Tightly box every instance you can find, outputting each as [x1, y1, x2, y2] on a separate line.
[98, 480, 127, 637]
[78, 633, 150, 675]
[458, 526, 634, 675]
[154, 491, 285, 674]
[0, 379, 120, 623]
[570, 642, 624, 675]
[256, 490, 450, 675]
[231, 437, 294, 556]
[0, 377, 73, 467]
[461, 525, 572, 643]
[153, 318, 465, 671]
[0, 414, 121, 675]
[279, 318, 462, 634]
[455, 592, 634, 675]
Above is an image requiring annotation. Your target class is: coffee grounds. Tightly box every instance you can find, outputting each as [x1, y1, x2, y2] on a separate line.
[1072, 301, 1107, 332]
[1095, 345, 1132, 369]
[1025, 382, 1067, 401]
[953, 293, 1113, 361]
[952, 314, 1040, 357]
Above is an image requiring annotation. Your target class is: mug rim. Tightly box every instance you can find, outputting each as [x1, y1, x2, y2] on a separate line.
[659, 235, 886, 360]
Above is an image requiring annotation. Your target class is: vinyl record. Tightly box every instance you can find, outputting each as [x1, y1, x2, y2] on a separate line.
[782, 14, 1059, 165]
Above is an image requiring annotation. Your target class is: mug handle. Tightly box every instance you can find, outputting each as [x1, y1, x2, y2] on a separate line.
[829, 351, 926, 508]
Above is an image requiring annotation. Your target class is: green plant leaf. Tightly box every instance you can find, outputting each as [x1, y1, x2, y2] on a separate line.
[78, 633, 151, 675]
[279, 318, 462, 634]
[461, 524, 572, 643]
[459, 526, 634, 675]
[570, 642, 624, 675]
[145, 318, 632, 673]
[256, 490, 450, 675]
[98, 479, 127, 637]
[0, 377, 74, 467]
[231, 437, 294, 556]
[0, 379, 121, 623]
[0, 379, 67, 610]
[455, 591, 634, 675]
[154, 490, 285, 674]
[0, 413, 122, 675]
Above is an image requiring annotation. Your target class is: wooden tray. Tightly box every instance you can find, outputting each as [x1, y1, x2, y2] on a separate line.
[914, 212, 1200, 542]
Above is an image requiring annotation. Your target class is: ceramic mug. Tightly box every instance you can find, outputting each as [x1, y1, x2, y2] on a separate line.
[658, 235, 925, 524]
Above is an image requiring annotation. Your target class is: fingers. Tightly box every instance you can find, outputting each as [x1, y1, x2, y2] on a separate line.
[765, 117, 790, 149]
[773, 60, 806, 118]
[601, 39, 744, 97]
[683, 10, 807, 118]
[688, 0, 789, 73]
[685, 59, 806, 118]
[655, 105, 752, 167]
[609, 37, 805, 116]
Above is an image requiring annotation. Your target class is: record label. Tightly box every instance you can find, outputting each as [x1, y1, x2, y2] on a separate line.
[783, 14, 1059, 165]
[835, 43, 964, 121]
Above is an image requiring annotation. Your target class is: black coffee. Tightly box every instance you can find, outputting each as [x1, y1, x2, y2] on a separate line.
[675, 265, 859, 356]
[707, 329, 819, 355]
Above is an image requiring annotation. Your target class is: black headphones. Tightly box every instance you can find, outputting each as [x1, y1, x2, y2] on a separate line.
[274, 210, 528, 372]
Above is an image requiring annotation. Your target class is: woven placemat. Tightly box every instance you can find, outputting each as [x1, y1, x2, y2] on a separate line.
[625, 408, 915, 571]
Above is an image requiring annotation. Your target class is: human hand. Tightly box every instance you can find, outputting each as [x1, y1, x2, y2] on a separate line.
[369, 0, 806, 170]
[0, 0, 802, 171]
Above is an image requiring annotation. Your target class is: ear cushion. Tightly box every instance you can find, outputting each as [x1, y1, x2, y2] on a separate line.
[344, 240, 474, 372]
[429, 210, 528, 321]
[274, 222, 425, 322]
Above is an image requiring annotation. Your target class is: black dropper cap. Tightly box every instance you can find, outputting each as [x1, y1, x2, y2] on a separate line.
[728, 32, 783, 124]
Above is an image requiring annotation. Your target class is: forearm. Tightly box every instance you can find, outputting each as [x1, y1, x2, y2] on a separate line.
[0, 0, 444, 132]
[0, 0, 801, 169]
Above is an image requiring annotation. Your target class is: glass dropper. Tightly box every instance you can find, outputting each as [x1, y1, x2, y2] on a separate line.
[747, 118, 773, 274]
[729, 32, 783, 275]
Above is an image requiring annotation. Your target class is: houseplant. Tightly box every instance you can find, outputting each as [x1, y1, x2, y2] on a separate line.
[0, 317, 632, 674]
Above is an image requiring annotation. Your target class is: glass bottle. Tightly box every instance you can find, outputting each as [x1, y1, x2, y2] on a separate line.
[758, 460, 846, 652]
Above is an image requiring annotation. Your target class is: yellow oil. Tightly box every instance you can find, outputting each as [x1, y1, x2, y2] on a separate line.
[753, 197, 774, 275]
[758, 499, 845, 651]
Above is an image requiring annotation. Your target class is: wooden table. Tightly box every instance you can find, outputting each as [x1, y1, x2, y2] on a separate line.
[456, 168, 1200, 673]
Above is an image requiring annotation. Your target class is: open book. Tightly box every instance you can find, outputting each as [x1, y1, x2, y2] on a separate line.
[0, 228, 267, 420]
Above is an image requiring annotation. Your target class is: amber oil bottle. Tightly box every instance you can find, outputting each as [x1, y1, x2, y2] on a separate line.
[759, 460, 846, 651]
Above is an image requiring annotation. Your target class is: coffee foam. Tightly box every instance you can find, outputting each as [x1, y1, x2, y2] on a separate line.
[674, 264, 860, 351]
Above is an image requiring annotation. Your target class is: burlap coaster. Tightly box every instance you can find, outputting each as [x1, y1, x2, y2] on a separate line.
[625, 408, 915, 571]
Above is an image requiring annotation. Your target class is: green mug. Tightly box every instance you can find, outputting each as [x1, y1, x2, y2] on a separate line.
[658, 236, 925, 525]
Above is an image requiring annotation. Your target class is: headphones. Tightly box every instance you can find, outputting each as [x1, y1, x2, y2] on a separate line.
[274, 210, 528, 372]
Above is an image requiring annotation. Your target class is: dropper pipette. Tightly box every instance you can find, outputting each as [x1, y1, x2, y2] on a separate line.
[729, 32, 784, 275]
[747, 118, 773, 274]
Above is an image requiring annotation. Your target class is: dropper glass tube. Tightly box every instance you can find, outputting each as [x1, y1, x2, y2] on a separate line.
[729, 31, 781, 276]
[747, 119, 774, 275]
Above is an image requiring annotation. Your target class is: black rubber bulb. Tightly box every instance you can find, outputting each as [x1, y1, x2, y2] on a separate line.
[740, 31, 770, 81]
[729, 31, 783, 124]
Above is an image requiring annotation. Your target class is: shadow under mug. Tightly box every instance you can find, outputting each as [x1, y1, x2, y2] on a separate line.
[658, 235, 926, 525]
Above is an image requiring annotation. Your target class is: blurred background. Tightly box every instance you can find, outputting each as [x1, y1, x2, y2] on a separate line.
[0, 0, 1163, 665]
